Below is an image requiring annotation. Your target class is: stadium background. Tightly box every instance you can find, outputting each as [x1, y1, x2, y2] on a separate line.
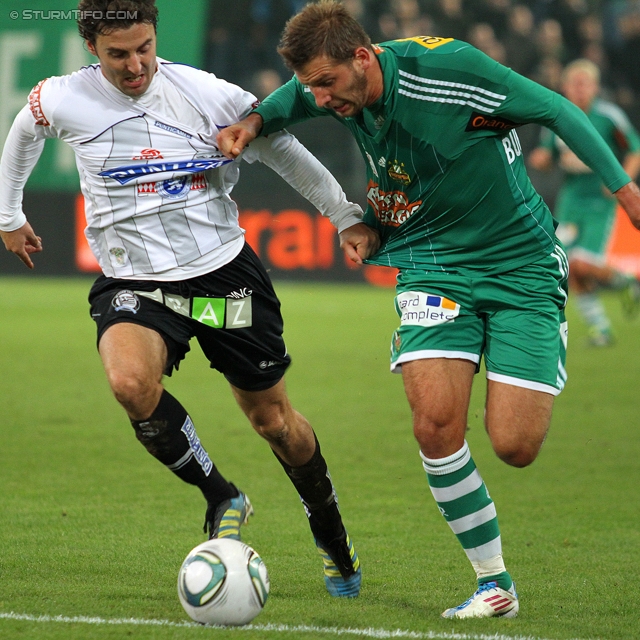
[2, 0, 640, 281]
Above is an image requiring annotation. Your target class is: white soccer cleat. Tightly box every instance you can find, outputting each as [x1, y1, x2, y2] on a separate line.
[441, 581, 519, 619]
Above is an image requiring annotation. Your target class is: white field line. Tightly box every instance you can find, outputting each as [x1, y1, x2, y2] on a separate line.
[0, 612, 596, 640]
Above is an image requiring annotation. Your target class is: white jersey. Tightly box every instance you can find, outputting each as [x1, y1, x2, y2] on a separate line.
[0, 59, 363, 279]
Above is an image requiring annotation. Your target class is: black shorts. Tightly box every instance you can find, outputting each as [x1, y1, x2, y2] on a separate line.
[88, 242, 291, 391]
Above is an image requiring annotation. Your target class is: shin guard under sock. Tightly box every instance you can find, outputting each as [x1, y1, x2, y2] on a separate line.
[421, 441, 512, 590]
[273, 434, 345, 545]
[130, 389, 235, 506]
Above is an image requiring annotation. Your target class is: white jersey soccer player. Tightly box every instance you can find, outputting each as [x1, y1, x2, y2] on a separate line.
[0, 5, 368, 599]
[0, 58, 363, 278]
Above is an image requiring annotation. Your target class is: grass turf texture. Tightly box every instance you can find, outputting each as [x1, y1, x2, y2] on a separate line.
[0, 277, 639, 640]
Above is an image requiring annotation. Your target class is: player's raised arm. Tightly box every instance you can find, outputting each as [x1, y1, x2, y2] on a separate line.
[217, 75, 327, 158]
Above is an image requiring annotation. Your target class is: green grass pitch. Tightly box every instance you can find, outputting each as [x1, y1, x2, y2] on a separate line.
[0, 277, 639, 640]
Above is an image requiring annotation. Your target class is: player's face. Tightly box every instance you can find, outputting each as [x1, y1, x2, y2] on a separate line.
[296, 55, 370, 118]
[562, 70, 599, 112]
[88, 23, 157, 97]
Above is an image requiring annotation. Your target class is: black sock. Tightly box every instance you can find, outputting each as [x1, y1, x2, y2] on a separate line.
[130, 389, 236, 506]
[273, 434, 345, 544]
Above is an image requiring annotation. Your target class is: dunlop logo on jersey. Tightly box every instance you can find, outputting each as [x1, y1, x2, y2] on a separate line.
[396, 291, 460, 327]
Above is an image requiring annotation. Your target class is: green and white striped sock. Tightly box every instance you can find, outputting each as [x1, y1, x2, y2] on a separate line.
[421, 441, 512, 590]
[575, 293, 611, 333]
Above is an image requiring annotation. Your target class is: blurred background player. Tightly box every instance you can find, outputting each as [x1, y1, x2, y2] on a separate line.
[530, 59, 640, 346]
[0, 0, 368, 597]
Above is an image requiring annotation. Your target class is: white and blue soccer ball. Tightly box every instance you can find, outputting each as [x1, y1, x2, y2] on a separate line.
[177, 538, 269, 626]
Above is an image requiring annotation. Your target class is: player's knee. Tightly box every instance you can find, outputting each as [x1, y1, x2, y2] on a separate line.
[247, 402, 289, 443]
[412, 414, 459, 451]
[493, 440, 539, 468]
[108, 370, 158, 416]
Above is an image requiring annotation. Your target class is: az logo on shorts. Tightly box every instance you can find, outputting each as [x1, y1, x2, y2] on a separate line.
[396, 291, 460, 326]
[192, 296, 252, 329]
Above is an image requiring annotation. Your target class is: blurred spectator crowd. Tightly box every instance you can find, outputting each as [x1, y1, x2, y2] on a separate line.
[205, 0, 640, 127]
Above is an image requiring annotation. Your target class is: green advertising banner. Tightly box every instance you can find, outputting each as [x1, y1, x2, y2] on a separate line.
[0, 0, 207, 190]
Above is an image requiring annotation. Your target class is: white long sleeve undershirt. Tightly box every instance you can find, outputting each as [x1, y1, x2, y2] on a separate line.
[0, 106, 45, 232]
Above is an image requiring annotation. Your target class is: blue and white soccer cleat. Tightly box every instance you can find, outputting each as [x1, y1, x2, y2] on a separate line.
[204, 484, 253, 540]
[316, 533, 361, 597]
[441, 581, 519, 619]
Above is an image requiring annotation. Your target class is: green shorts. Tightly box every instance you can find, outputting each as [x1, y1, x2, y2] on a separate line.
[554, 191, 617, 266]
[390, 246, 569, 396]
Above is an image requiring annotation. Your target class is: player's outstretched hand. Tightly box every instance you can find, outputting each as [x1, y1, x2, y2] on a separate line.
[615, 181, 640, 230]
[0, 222, 43, 269]
[217, 113, 264, 159]
[339, 223, 381, 265]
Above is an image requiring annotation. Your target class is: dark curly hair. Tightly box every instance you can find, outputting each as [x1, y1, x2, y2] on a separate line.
[77, 0, 158, 45]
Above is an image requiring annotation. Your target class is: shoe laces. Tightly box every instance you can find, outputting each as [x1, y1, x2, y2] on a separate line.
[476, 581, 498, 594]
[455, 581, 498, 609]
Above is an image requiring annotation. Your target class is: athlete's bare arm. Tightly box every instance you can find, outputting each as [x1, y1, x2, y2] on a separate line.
[217, 113, 263, 159]
[0, 222, 42, 269]
[615, 181, 640, 229]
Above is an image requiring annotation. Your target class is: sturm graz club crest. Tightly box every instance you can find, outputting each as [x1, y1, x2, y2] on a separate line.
[112, 290, 140, 314]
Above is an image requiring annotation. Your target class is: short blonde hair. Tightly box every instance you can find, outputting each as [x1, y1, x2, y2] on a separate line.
[562, 59, 600, 85]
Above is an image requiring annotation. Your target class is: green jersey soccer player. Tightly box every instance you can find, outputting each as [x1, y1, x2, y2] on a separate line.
[218, 1, 640, 619]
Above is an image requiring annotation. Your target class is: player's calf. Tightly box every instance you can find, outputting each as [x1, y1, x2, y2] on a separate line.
[273, 433, 361, 597]
[130, 389, 238, 525]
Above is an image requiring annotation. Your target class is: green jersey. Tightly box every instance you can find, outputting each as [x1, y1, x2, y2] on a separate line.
[540, 97, 640, 202]
[255, 37, 630, 275]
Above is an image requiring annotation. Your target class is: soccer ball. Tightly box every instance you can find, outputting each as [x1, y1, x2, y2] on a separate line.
[177, 538, 269, 626]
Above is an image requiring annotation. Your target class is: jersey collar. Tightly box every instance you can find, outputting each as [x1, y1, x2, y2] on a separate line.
[355, 45, 397, 142]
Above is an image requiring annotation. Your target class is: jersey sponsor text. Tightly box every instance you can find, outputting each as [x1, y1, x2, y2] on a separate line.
[466, 112, 519, 132]
[367, 181, 422, 227]
[396, 291, 460, 327]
